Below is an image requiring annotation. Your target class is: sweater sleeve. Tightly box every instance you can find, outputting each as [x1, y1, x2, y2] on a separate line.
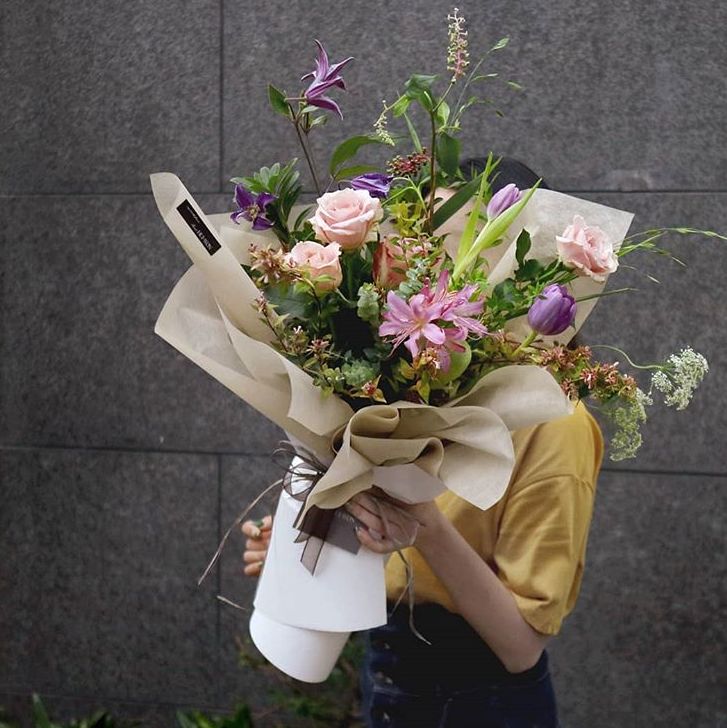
[492, 472, 596, 635]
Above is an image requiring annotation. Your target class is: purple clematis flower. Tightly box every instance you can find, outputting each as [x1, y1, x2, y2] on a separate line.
[486, 183, 522, 219]
[301, 40, 354, 119]
[230, 185, 277, 231]
[349, 172, 393, 199]
[527, 283, 577, 335]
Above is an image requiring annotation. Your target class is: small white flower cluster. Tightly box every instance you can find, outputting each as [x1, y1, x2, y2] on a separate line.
[650, 346, 709, 411]
[608, 388, 652, 461]
[373, 100, 395, 147]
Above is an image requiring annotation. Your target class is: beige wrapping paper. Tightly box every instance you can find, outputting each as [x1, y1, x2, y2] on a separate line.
[152, 174, 634, 516]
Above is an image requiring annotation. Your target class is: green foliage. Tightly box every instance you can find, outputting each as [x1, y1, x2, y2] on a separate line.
[430, 175, 482, 231]
[436, 131, 460, 178]
[267, 84, 290, 117]
[176, 705, 254, 728]
[230, 160, 302, 247]
[329, 135, 384, 177]
[0, 695, 143, 728]
[515, 229, 532, 268]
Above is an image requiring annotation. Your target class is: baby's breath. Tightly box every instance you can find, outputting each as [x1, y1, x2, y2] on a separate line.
[373, 100, 395, 146]
[650, 347, 709, 410]
[607, 388, 652, 461]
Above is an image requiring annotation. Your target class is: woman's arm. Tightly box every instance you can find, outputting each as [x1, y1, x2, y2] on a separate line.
[347, 490, 552, 674]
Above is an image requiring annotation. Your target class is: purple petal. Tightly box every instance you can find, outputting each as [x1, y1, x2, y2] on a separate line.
[307, 95, 343, 119]
[234, 184, 255, 208]
[251, 216, 274, 231]
[256, 192, 277, 209]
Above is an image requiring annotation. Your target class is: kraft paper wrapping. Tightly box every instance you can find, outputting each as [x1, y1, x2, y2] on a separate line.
[434, 186, 634, 345]
[152, 174, 578, 519]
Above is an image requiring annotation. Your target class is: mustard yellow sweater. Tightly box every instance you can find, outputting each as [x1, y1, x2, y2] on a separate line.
[384, 400, 604, 635]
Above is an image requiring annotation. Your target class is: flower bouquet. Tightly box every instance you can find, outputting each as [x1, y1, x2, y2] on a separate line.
[152, 10, 715, 682]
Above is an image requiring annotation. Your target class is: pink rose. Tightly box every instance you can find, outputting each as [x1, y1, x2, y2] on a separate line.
[285, 241, 343, 292]
[556, 215, 618, 282]
[373, 237, 411, 289]
[309, 189, 383, 250]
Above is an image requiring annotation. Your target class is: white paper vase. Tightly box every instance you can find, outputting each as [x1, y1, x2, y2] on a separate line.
[249, 460, 388, 683]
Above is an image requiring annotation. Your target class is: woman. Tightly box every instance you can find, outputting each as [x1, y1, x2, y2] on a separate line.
[242, 160, 604, 728]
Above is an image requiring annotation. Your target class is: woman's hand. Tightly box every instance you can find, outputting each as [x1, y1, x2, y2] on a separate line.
[343, 487, 445, 555]
[241, 515, 272, 577]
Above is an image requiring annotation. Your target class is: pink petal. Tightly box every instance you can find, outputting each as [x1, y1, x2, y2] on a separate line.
[421, 323, 446, 345]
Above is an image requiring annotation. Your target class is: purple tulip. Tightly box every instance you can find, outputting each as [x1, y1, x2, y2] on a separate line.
[230, 185, 277, 230]
[527, 284, 577, 336]
[486, 183, 522, 219]
[349, 172, 393, 199]
[301, 40, 354, 119]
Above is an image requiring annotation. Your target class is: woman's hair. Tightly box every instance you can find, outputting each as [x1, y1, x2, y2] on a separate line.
[459, 156, 550, 192]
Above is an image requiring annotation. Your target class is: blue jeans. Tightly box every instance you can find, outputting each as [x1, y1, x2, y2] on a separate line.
[360, 602, 560, 728]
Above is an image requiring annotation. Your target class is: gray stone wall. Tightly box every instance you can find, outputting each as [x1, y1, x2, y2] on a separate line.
[1, 1, 725, 725]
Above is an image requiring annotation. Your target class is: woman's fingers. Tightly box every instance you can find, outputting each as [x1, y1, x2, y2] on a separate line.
[244, 537, 268, 552]
[241, 515, 273, 539]
[243, 561, 264, 577]
[243, 549, 267, 565]
[344, 498, 382, 532]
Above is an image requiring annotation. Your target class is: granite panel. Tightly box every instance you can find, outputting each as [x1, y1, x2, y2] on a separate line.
[1, 1, 220, 194]
[0, 195, 281, 453]
[549, 470, 726, 727]
[222, 0, 727, 192]
[0, 447, 220, 704]
[217, 455, 281, 709]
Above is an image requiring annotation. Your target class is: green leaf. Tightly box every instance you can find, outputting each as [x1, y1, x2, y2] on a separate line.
[267, 84, 290, 117]
[436, 132, 460, 177]
[333, 163, 380, 180]
[31, 696, 53, 728]
[506, 80, 524, 91]
[514, 258, 543, 281]
[493, 278, 517, 304]
[403, 73, 437, 111]
[293, 205, 314, 230]
[515, 229, 532, 268]
[391, 95, 411, 117]
[401, 111, 422, 151]
[308, 114, 328, 128]
[455, 169, 490, 263]
[431, 176, 481, 231]
[404, 73, 438, 94]
[175, 712, 198, 728]
[329, 135, 381, 175]
[434, 100, 450, 127]
[490, 36, 509, 51]
[453, 180, 541, 279]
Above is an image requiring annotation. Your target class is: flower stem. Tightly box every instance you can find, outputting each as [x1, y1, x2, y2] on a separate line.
[589, 344, 663, 370]
[290, 106, 322, 196]
[427, 111, 437, 233]
[512, 330, 537, 357]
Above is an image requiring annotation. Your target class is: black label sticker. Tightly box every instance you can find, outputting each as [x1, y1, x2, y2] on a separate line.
[176, 199, 220, 256]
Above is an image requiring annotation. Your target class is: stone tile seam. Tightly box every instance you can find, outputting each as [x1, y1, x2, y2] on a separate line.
[218, 0, 224, 195]
[215, 452, 223, 707]
[1, 443, 726, 480]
